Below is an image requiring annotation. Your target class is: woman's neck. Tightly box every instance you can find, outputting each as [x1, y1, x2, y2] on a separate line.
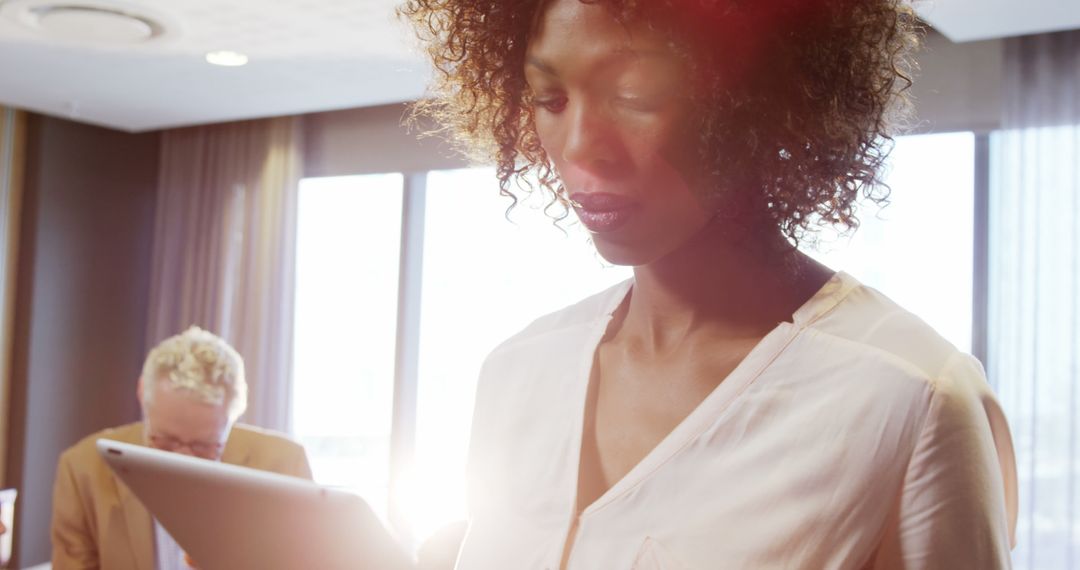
[617, 224, 832, 355]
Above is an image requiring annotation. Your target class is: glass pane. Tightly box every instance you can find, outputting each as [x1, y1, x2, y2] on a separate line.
[808, 132, 976, 352]
[292, 173, 404, 524]
[410, 168, 632, 542]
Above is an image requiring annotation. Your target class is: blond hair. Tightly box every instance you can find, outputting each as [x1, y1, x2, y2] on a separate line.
[141, 326, 247, 421]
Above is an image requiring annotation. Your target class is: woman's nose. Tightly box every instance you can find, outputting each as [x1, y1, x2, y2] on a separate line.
[560, 102, 621, 174]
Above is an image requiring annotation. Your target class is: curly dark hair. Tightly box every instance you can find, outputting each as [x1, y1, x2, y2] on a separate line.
[399, 0, 921, 246]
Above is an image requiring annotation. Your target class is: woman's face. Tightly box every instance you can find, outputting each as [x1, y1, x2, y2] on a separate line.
[526, 0, 714, 267]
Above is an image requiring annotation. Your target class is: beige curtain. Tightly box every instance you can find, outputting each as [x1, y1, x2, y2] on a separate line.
[146, 116, 303, 433]
[989, 30, 1080, 570]
[0, 107, 26, 486]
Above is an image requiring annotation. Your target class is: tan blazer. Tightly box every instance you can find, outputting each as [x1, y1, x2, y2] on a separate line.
[51, 422, 312, 570]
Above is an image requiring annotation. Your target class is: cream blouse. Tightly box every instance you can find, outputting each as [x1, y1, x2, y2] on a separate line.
[456, 272, 1018, 570]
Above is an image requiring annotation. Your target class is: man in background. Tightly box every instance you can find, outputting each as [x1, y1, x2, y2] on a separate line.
[51, 326, 312, 570]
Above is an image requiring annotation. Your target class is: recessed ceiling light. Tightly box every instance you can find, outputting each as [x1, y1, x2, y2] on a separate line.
[205, 50, 248, 67]
[0, 0, 177, 45]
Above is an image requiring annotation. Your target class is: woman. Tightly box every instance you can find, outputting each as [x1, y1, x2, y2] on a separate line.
[401, 0, 1018, 568]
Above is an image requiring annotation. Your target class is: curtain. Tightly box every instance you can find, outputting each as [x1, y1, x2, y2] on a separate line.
[989, 30, 1080, 569]
[0, 107, 26, 487]
[146, 116, 303, 433]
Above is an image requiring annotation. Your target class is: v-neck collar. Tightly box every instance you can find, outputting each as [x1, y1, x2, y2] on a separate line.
[596, 271, 856, 326]
[568, 271, 857, 516]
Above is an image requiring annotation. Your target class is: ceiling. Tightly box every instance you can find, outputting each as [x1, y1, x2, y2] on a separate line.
[918, 0, 1080, 43]
[0, 0, 1077, 133]
[0, 0, 431, 132]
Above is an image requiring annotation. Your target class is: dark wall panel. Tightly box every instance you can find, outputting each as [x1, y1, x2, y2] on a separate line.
[5, 115, 159, 566]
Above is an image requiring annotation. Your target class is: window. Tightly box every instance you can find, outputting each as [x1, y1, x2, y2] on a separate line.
[809, 132, 976, 352]
[292, 169, 629, 545]
[292, 174, 404, 524]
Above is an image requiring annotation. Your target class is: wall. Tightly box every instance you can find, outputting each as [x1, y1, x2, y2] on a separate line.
[4, 115, 159, 567]
[302, 35, 1005, 180]
[303, 103, 468, 177]
[910, 31, 1004, 133]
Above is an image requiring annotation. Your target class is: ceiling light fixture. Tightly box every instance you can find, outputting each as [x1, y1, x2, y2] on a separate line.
[0, 0, 177, 45]
[205, 50, 249, 67]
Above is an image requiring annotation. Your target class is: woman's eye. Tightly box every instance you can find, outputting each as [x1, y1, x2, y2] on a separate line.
[615, 95, 660, 112]
[533, 95, 568, 113]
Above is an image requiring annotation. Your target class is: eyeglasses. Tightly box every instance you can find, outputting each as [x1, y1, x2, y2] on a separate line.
[147, 433, 225, 459]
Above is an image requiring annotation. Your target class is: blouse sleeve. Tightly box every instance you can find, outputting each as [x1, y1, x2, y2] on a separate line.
[874, 353, 1018, 569]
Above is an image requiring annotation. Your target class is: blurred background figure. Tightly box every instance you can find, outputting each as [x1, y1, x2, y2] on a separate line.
[50, 326, 311, 570]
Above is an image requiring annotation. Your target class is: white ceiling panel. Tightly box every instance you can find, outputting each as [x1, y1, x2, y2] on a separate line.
[0, 0, 431, 131]
[917, 0, 1080, 43]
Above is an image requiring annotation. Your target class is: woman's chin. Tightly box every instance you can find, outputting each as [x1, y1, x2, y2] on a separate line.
[590, 237, 657, 268]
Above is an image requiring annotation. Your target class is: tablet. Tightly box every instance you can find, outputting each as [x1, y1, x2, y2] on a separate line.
[97, 439, 413, 570]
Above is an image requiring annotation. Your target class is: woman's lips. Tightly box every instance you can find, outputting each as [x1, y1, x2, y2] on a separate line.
[569, 192, 637, 233]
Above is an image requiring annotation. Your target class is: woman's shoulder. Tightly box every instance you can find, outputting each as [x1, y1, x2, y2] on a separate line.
[808, 273, 971, 384]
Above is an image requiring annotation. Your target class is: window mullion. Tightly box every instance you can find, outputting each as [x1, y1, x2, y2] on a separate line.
[972, 132, 991, 375]
[389, 171, 427, 548]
